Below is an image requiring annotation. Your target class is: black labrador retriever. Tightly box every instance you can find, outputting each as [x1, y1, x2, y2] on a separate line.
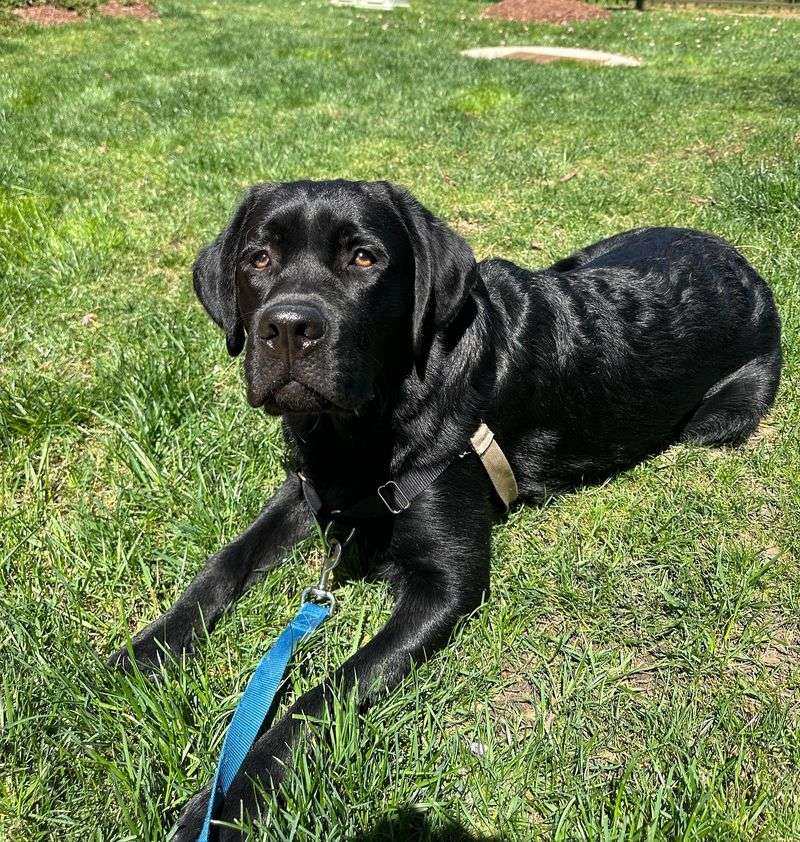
[109, 180, 781, 839]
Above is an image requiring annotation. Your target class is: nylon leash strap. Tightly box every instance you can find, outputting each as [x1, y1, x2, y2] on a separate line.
[197, 597, 332, 840]
[195, 422, 518, 838]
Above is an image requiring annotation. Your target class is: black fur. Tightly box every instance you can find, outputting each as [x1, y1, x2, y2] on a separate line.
[109, 180, 781, 840]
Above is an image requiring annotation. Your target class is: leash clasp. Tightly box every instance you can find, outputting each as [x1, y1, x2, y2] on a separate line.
[301, 522, 354, 613]
[301, 587, 337, 612]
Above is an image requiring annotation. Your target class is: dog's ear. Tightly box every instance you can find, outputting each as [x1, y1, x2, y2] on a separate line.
[193, 186, 263, 357]
[384, 183, 478, 365]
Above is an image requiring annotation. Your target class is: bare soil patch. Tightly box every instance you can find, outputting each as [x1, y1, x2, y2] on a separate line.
[12, 2, 157, 26]
[99, 1, 157, 19]
[12, 5, 80, 26]
[483, 0, 610, 25]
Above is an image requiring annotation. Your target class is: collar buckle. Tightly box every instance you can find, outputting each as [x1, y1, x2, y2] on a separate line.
[377, 480, 411, 514]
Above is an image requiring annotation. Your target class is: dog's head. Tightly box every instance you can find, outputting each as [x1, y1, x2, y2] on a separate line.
[193, 180, 477, 415]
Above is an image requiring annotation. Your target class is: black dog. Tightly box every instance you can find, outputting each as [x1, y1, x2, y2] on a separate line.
[109, 180, 781, 839]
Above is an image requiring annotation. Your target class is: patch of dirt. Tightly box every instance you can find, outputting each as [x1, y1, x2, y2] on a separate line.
[99, 1, 158, 19]
[453, 219, 485, 237]
[12, 2, 157, 26]
[622, 660, 660, 693]
[761, 626, 799, 672]
[491, 664, 540, 735]
[684, 140, 745, 162]
[12, 5, 80, 26]
[482, 0, 609, 25]
[745, 419, 779, 449]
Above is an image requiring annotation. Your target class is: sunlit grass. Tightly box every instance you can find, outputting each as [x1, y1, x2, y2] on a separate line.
[1, 1, 799, 839]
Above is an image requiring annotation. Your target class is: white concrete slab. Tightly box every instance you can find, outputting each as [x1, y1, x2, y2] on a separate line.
[461, 46, 641, 67]
[330, 0, 410, 9]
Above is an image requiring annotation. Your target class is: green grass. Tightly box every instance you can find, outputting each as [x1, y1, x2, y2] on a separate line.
[1, 1, 799, 839]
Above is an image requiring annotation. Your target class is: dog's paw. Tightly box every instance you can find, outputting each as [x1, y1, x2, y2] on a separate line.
[106, 630, 193, 676]
[170, 731, 286, 840]
[214, 781, 266, 841]
[171, 784, 253, 842]
[213, 756, 283, 838]
[171, 785, 211, 841]
[106, 643, 153, 675]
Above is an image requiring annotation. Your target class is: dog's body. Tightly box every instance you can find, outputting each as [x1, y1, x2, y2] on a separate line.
[109, 181, 781, 839]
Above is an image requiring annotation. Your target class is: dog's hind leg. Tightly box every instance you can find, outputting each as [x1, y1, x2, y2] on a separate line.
[680, 353, 781, 448]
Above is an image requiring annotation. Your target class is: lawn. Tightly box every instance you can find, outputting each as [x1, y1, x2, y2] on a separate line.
[1, 0, 799, 839]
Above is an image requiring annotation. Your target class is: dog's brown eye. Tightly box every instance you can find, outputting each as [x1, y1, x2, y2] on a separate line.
[250, 251, 270, 270]
[352, 249, 375, 269]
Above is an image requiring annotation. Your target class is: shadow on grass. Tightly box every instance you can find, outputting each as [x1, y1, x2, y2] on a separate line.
[349, 806, 504, 842]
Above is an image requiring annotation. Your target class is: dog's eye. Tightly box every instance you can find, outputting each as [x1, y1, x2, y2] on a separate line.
[250, 250, 270, 270]
[352, 249, 376, 269]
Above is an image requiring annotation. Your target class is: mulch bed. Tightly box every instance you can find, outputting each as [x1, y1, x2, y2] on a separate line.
[482, 0, 610, 24]
[12, 5, 80, 25]
[99, 1, 157, 19]
[12, 2, 157, 26]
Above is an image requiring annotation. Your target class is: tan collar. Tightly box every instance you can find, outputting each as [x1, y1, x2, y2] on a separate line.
[299, 421, 519, 523]
[470, 423, 519, 510]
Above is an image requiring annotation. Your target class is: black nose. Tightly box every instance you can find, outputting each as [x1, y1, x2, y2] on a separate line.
[258, 303, 327, 360]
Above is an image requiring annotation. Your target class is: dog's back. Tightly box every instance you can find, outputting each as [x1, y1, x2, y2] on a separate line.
[480, 227, 781, 497]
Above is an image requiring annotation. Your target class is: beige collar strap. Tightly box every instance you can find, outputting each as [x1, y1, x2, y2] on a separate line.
[470, 422, 519, 510]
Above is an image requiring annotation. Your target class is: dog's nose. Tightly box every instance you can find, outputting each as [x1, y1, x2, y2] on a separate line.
[259, 303, 327, 359]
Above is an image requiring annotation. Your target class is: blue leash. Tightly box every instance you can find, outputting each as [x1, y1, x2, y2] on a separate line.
[197, 599, 331, 841]
[197, 522, 352, 842]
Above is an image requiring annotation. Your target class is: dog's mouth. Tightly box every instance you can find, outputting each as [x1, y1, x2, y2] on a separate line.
[272, 380, 331, 414]
[248, 376, 350, 416]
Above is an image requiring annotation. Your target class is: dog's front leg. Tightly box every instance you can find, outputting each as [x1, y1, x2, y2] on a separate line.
[108, 473, 312, 672]
[175, 494, 493, 841]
